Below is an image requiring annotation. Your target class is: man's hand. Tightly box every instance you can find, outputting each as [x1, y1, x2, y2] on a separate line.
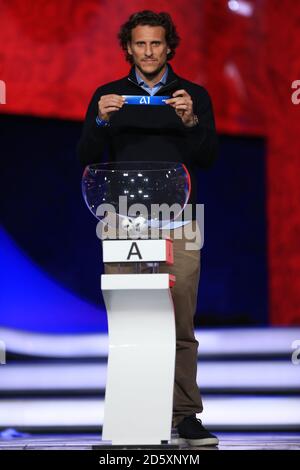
[165, 90, 198, 127]
[98, 94, 125, 121]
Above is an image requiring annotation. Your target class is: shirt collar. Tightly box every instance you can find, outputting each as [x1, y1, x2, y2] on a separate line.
[135, 65, 168, 88]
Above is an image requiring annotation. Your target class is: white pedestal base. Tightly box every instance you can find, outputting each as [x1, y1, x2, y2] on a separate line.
[101, 273, 176, 445]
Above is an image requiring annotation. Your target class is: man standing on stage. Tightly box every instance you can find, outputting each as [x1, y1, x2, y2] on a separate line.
[78, 10, 218, 446]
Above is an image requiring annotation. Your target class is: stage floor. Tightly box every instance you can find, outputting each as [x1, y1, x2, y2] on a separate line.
[0, 433, 300, 451]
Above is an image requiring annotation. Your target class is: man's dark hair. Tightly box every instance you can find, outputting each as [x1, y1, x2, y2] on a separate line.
[118, 10, 180, 64]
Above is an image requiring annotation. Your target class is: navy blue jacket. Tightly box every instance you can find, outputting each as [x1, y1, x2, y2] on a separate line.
[78, 64, 218, 208]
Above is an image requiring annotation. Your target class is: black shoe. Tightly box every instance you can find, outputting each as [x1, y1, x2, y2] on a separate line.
[176, 415, 219, 447]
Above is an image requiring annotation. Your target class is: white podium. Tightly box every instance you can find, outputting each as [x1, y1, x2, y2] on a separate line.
[101, 238, 176, 446]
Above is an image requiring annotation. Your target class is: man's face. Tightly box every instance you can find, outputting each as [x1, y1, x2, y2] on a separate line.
[127, 25, 170, 77]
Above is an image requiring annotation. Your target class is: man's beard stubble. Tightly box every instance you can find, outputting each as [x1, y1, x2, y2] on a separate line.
[135, 61, 167, 81]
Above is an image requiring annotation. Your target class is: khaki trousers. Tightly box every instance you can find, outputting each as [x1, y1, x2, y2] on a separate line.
[103, 220, 203, 427]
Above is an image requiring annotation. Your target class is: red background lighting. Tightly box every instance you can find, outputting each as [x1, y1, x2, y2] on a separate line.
[1, 0, 300, 324]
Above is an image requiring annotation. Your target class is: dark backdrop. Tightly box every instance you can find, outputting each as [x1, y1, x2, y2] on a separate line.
[0, 114, 267, 332]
